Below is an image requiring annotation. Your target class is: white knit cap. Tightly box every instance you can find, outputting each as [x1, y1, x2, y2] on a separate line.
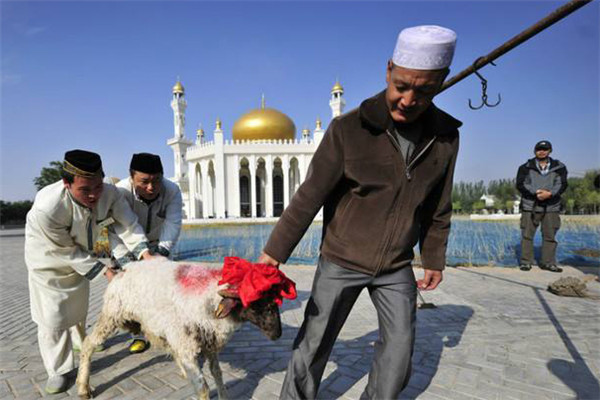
[392, 25, 457, 70]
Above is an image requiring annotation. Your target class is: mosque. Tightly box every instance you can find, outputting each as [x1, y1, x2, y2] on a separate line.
[167, 80, 346, 220]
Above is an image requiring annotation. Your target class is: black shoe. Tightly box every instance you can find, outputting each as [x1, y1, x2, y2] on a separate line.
[519, 264, 532, 271]
[540, 264, 563, 273]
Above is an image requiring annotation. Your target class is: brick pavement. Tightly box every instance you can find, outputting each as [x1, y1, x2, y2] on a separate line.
[1, 234, 599, 399]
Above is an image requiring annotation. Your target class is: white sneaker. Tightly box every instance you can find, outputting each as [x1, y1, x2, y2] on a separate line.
[45, 374, 68, 394]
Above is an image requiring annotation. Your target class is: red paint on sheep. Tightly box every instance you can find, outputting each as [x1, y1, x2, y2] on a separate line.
[176, 264, 221, 293]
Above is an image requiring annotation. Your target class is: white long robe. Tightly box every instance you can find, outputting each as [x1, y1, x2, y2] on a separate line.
[25, 181, 149, 330]
[109, 177, 182, 260]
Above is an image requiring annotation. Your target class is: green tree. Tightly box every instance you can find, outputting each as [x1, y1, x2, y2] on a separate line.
[452, 201, 462, 213]
[488, 179, 518, 212]
[472, 200, 486, 213]
[452, 181, 485, 213]
[0, 200, 33, 225]
[33, 161, 63, 191]
[559, 169, 599, 214]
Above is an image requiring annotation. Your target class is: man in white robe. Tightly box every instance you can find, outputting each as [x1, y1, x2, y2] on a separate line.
[109, 152, 183, 353]
[25, 149, 160, 394]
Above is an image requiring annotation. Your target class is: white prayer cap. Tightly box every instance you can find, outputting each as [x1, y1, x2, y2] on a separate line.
[392, 25, 457, 70]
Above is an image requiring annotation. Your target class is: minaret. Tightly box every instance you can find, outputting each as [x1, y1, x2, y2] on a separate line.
[171, 80, 186, 138]
[329, 79, 345, 118]
[213, 117, 226, 218]
[196, 124, 205, 145]
[301, 127, 311, 141]
[313, 117, 325, 145]
[167, 79, 193, 189]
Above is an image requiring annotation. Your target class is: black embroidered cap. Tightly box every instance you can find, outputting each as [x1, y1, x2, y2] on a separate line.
[63, 149, 104, 177]
[130, 153, 164, 174]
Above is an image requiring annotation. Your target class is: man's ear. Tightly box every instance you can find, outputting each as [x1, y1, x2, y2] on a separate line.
[215, 298, 239, 319]
[436, 68, 450, 90]
[386, 59, 394, 84]
[62, 178, 70, 189]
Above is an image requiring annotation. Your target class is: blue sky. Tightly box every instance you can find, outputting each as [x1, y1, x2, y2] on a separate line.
[1, 1, 598, 201]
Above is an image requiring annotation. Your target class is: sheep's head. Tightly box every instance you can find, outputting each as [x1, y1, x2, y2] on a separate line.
[214, 257, 297, 340]
[216, 289, 282, 340]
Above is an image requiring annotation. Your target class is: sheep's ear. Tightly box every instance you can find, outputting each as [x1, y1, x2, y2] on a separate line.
[215, 298, 239, 319]
[218, 288, 240, 299]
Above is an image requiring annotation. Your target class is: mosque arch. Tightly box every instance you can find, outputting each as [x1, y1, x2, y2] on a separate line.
[239, 158, 251, 217]
[194, 163, 203, 219]
[255, 158, 266, 217]
[273, 157, 284, 217]
[289, 157, 301, 199]
[208, 161, 216, 218]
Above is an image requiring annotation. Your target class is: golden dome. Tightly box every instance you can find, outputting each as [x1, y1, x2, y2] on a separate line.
[331, 81, 344, 94]
[172, 81, 185, 94]
[232, 107, 296, 141]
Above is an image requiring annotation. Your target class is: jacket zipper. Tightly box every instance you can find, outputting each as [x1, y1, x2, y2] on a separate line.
[375, 130, 437, 275]
[405, 136, 438, 180]
[146, 205, 152, 234]
[374, 130, 405, 275]
[86, 213, 93, 251]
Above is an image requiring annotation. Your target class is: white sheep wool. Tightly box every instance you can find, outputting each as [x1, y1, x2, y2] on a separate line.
[392, 25, 457, 70]
[25, 181, 149, 330]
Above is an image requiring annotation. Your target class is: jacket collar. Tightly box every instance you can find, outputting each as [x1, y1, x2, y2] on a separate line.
[358, 89, 462, 137]
[526, 157, 561, 171]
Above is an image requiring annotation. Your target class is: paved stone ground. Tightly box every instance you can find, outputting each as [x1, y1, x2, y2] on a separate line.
[1, 233, 599, 399]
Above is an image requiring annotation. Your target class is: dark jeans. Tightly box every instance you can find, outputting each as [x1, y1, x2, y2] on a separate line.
[520, 211, 561, 266]
[280, 256, 417, 400]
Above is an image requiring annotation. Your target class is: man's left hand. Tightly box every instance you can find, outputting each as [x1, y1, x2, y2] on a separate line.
[141, 251, 167, 261]
[536, 189, 552, 201]
[417, 269, 443, 291]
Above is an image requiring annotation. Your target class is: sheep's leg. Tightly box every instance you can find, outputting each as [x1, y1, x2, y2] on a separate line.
[76, 312, 119, 399]
[174, 357, 187, 379]
[180, 354, 210, 400]
[207, 353, 228, 400]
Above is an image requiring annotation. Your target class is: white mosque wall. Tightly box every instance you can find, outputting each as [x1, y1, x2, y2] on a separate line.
[225, 154, 240, 218]
[183, 145, 318, 221]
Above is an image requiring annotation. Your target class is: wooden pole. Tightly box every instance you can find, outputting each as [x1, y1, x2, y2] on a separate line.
[440, 0, 594, 94]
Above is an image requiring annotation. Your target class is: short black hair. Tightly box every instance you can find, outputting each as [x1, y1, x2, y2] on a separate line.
[61, 169, 75, 184]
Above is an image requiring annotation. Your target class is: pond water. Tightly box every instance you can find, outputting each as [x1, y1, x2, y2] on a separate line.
[173, 219, 600, 267]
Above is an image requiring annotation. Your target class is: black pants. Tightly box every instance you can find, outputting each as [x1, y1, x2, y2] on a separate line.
[280, 257, 417, 400]
[520, 211, 561, 266]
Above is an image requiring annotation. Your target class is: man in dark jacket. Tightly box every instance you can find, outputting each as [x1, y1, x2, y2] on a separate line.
[516, 140, 568, 272]
[259, 25, 461, 399]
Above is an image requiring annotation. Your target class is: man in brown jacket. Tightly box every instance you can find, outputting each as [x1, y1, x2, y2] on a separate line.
[260, 25, 461, 399]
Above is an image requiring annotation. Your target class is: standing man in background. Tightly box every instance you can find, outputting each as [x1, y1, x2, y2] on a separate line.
[260, 25, 461, 399]
[109, 152, 183, 353]
[516, 140, 568, 272]
[25, 149, 158, 394]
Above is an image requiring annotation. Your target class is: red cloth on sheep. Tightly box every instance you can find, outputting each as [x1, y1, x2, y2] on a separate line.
[218, 257, 297, 308]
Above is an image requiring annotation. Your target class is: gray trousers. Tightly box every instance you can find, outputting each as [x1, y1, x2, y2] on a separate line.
[520, 211, 561, 266]
[280, 257, 417, 400]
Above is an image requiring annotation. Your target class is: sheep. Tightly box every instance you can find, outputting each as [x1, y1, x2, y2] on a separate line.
[76, 257, 296, 399]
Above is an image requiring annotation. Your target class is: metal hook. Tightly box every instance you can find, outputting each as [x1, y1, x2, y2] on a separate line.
[468, 60, 501, 110]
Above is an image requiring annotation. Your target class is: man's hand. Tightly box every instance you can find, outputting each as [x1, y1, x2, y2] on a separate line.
[259, 252, 280, 268]
[105, 267, 118, 282]
[141, 251, 167, 261]
[536, 189, 552, 201]
[417, 269, 443, 291]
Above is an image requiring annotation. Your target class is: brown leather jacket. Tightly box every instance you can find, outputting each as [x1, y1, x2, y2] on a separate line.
[264, 90, 461, 274]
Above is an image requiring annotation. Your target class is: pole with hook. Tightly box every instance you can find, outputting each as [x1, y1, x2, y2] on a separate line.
[439, 0, 594, 101]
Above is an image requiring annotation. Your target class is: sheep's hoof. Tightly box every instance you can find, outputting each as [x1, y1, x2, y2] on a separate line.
[77, 384, 93, 399]
[198, 385, 210, 400]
